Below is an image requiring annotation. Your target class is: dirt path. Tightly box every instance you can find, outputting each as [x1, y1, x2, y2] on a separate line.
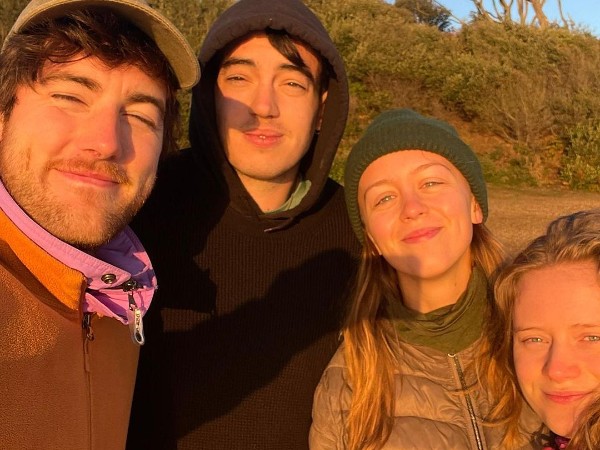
[487, 185, 600, 255]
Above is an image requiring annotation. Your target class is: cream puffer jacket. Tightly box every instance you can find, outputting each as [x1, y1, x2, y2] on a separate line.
[310, 340, 542, 450]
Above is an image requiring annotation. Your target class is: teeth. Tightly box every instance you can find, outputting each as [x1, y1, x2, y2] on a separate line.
[259, 135, 266, 140]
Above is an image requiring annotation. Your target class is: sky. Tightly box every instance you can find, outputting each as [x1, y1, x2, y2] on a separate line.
[389, 1, 600, 36]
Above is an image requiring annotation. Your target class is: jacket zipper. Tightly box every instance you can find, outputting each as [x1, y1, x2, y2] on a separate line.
[449, 353, 484, 450]
[82, 312, 94, 450]
[121, 279, 145, 345]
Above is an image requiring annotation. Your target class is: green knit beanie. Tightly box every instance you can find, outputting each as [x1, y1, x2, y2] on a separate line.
[344, 108, 488, 241]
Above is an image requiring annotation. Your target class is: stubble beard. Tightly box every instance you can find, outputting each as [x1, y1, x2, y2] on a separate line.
[0, 135, 153, 251]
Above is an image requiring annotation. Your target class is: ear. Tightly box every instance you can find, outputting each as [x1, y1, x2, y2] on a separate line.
[471, 196, 484, 225]
[366, 230, 383, 256]
[315, 90, 328, 131]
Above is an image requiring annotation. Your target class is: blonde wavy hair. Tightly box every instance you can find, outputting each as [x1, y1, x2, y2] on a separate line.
[343, 222, 505, 450]
[569, 395, 600, 449]
[479, 209, 600, 449]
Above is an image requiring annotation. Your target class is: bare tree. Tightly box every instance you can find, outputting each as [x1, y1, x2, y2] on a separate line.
[468, 0, 570, 30]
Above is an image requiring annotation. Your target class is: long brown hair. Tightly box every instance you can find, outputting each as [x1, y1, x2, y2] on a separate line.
[343, 222, 505, 450]
[480, 209, 600, 449]
[0, 8, 180, 156]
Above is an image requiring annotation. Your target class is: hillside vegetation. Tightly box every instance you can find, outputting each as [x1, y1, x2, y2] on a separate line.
[2, 0, 599, 190]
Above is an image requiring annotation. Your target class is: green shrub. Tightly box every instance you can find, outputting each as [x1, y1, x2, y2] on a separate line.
[560, 121, 600, 191]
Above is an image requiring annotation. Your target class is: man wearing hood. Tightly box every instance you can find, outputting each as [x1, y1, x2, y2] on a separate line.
[127, 0, 360, 448]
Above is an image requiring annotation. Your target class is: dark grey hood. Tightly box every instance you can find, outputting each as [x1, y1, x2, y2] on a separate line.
[189, 0, 349, 227]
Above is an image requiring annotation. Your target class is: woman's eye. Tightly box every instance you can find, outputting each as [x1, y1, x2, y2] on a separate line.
[584, 335, 600, 342]
[423, 180, 442, 188]
[375, 194, 395, 206]
[523, 337, 544, 344]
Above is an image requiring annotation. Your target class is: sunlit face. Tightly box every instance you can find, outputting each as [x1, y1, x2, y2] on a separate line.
[214, 33, 326, 188]
[358, 150, 482, 283]
[513, 260, 600, 438]
[0, 56, 166, 249]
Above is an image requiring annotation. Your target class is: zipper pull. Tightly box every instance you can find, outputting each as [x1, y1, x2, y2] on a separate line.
[82, 312, 95, 341]
[123, 279, 145, 346]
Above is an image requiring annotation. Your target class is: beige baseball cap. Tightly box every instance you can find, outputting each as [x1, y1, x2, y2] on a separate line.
[4, 0, 200, 89]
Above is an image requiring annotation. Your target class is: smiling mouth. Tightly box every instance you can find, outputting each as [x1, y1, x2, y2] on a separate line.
[51, 161, 127, 187]
[545, 392, 589, 404]
[403, 227, 441, 243]
[56, 169, 121, 187]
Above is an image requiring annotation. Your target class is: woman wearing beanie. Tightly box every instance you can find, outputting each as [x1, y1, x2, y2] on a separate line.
[309, 109, 541, 449]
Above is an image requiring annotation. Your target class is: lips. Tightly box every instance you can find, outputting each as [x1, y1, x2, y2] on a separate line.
[402, 227, 441, 244]
[50, 160, 127, 186]
[244, 129, 283, 146]
[57, 169, 120, 186]
[544, 391, 590, 404]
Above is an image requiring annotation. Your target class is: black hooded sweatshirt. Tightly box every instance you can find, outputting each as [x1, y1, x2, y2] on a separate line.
[127, 0, 360, 448]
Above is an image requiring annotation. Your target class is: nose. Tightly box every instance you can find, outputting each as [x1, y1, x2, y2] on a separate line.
[249, 81, 279, 119]
[400, 190, 427, 220]
[543, 342, 580, 382]
[76, 107, 122, 160]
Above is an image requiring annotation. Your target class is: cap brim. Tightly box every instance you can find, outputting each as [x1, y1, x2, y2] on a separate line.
[6, 0, 200, 89]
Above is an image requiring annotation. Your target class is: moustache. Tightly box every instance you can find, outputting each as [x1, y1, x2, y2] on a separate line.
[47, 159, 129, 184]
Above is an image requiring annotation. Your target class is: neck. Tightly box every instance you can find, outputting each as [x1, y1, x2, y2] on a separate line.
[397, 254, 473, 313]
[237, 171, 298, 212]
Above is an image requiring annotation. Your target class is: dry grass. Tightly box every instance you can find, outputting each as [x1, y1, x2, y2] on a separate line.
[487, 185, 600, 256]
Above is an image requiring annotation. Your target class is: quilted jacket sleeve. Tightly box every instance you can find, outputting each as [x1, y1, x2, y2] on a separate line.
[309, 348, 350, 450]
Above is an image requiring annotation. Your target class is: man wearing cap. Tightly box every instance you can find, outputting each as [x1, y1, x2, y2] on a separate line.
[127, 0, 361, 448]
[0, 0, 198, 448]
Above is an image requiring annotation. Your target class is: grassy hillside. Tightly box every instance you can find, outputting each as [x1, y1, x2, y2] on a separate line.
[2, 0, 599, 191]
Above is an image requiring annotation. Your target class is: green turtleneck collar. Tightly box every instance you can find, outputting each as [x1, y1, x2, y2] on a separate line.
[387, 265, 488, 354]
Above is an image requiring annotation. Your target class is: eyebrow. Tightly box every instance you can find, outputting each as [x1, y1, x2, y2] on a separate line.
[221, 57, 316, 86]
[127, 93, 166, 118]
[42, 73, 101, 91]
[41, 73, 165, 117]
[514, 324, 600, 333]
[361, 162, 454, 201]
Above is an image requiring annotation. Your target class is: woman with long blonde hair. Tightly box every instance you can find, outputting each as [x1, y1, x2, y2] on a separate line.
[309, 109, 541, 449]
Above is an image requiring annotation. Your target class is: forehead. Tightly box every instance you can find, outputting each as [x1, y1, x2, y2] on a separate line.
[359, 150, 462, 186]
[223, 32, 321, 73]
[38, 56, 165, 89]
[515, 261, 600, 320]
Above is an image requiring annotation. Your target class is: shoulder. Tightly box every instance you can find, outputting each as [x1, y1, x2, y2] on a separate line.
[310, 345, 350, 450]
[313, 345, 351, 411]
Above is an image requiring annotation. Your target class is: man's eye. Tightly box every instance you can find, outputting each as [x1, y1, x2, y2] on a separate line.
[285, 81, 306, 90]
[124, 113, 158, 130]
[52, 93, 84, 104]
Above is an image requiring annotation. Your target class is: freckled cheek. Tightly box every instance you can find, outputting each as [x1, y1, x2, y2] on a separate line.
[366, 214, 397, 248]
[513, 349, 532, 381]
[582, 357, 600, 382]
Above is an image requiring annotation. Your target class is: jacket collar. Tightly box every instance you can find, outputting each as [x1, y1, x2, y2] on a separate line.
[0, 181, 156, 323]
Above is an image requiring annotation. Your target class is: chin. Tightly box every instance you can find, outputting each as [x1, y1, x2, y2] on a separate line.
[546, 419, 574, 439]
[53, 222, 120, 250]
